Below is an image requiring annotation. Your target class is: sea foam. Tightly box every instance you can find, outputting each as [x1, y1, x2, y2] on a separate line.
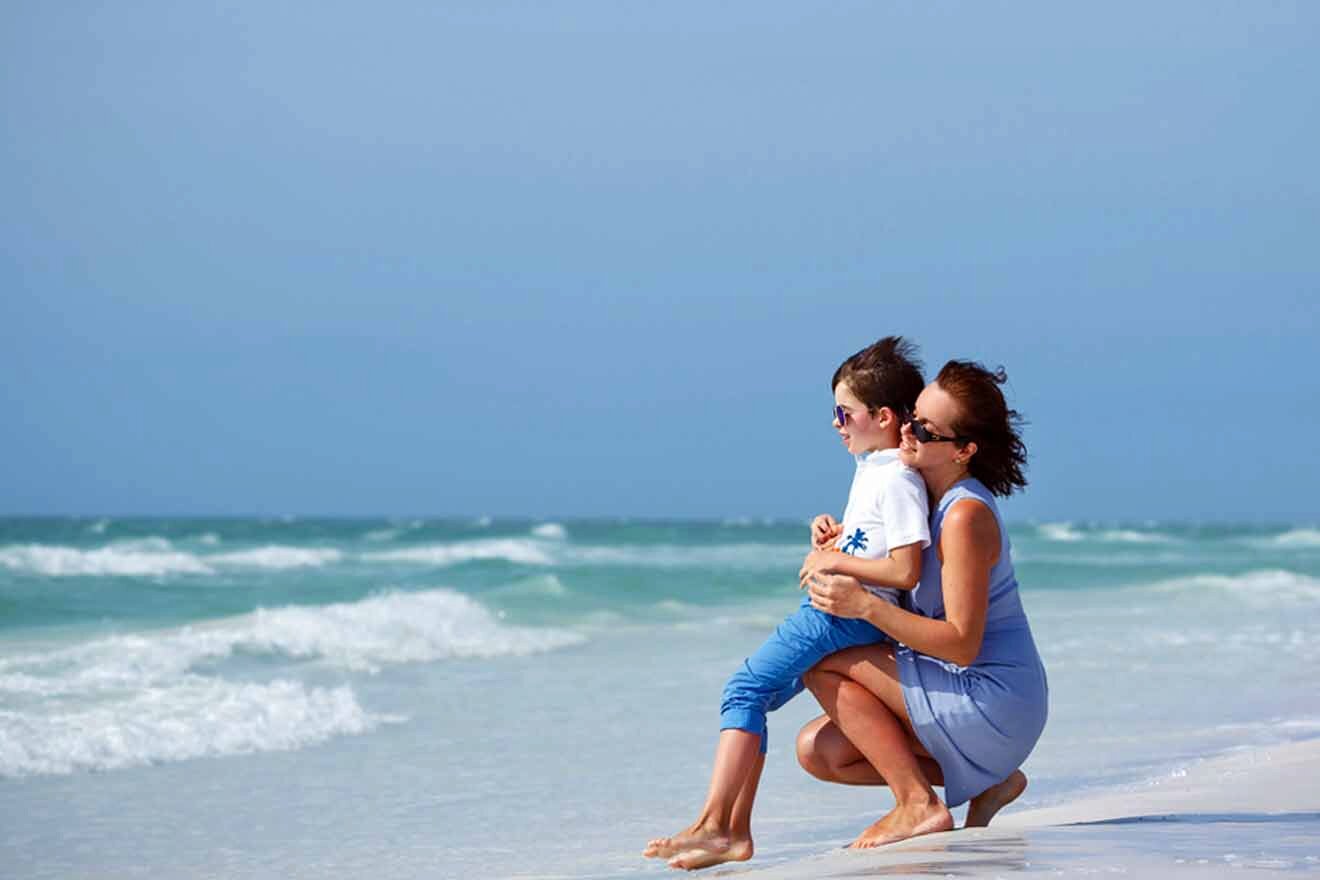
[1038, 523, 1085, 542]
[1095, 529, 1175, 543]
[1035, 523, 1174, 543]
[531, 522, 567, 540]
[208, 546, 344, 569]
[0, 588, 586, 697]
[0, 542, 215, 577]
[0, 541, 345, 576]
[1145, 569, 1320, 605]
[0, 678, 384, 777]
[1255, 528, 1320, 548]
[362, 539, 555, 567]
[241, 589, 583, 671]
[0, 588, 580, 777]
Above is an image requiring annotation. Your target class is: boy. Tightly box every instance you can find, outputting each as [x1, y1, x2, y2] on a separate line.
[645, 336, 930, 870]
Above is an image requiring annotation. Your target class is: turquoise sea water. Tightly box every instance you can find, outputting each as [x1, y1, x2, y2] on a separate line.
[2, 517, 1319, 878]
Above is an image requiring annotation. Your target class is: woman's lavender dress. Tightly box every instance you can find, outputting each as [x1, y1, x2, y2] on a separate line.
[897, 478, 1049, 806]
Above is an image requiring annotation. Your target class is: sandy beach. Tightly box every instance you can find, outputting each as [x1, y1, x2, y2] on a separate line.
[724, 738, 1320, 878]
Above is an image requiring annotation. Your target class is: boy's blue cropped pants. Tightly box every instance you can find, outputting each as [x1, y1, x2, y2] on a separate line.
[719, 597, 891, 754]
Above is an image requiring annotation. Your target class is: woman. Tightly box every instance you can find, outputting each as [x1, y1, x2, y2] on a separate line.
[796, 359, 1048, 848]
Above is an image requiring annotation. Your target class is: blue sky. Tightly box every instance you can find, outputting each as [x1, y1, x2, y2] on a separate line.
[3, 3, 1318, 521]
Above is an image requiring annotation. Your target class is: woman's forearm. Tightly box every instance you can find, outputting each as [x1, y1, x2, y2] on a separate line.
[807, 576, 982, 667]
[863, 599, 981, 667]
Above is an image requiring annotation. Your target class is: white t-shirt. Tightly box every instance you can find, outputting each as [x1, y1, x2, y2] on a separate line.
[835, 447, 931, 602]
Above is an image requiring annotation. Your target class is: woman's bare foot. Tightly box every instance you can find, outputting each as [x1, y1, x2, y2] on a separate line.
[965, 770, 1027, 828]
[667, 837, 753, 871]
[644, 825, 751, 863]
[849, 797, 954, 849]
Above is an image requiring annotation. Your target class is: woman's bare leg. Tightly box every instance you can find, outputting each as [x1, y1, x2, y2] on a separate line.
[965, 769, 1027, 827]
[806, 645, 954, 848]
[801, 710, 1028, 829]
[796, 712, 945, 787]
[643, 729, 760, 869]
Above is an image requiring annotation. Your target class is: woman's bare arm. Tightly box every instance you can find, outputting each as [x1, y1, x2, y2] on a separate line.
[807, 499, 999, 667]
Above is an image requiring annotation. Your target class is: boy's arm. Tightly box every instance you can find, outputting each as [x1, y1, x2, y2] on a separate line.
[828, 543, 923, 589]
[799, 543, 923, 590]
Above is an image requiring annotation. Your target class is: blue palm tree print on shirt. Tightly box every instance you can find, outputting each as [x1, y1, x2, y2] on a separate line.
[841, 528, 868, 555]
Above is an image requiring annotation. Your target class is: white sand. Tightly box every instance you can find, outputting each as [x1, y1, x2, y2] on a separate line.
[717, 739, 1320, 878]
[1000, 737, 1320, 828]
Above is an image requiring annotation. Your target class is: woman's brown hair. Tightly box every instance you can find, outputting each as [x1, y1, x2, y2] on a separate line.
[935, 360, 1028, 497]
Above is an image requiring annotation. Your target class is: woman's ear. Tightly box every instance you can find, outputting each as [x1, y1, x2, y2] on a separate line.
[955, 441, 978, 467]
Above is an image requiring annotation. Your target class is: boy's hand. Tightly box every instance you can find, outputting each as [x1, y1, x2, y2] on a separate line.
[811, 514, 842, 550]
[799, 548, 842, 590]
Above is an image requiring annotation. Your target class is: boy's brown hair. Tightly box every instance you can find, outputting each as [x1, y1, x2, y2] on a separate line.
[831, 336, 925, 418]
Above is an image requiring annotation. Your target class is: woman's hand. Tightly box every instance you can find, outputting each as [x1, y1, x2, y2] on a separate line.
[807, 573, 876, 620]
[810, 514, 843, 550]
[799, 548, 842, 589]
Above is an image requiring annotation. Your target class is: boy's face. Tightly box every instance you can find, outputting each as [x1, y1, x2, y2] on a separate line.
[832, 382, 892, 455]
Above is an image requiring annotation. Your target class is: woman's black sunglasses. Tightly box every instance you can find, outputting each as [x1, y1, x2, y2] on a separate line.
[905, 414, 967, 444]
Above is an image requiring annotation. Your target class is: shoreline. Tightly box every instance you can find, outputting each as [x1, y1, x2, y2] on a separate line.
[999, 736, 1320, 828]
[724, 738, 1320, 878]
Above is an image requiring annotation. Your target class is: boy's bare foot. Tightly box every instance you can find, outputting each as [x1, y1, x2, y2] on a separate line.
[643, 833, 689, 860]
[848, 798, 954, 849]
[965, 770, 1027, 827]
[645, 826, 749, 861]
[667, 838, 753, 871]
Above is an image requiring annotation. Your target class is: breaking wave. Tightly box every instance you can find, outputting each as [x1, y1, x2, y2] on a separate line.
[0, 541, 344, 576]
[1035, 524, 1175, 544]
[362, 539, 555, 567]
[1253, 528, 1320, 549]
[1038, 523, 1085, 542]
[0, 588, 585, 696]
[0, 542, 214, 577]
[0, 679, 385, 777]
[208, 546, 344, 569]
[0, 589, 582, 777]
[1, 535, 809, 578]
[1143, 569, 1320, 605]
[531, 522, 567, 540]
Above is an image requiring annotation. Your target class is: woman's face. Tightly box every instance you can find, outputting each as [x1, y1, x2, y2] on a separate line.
[832, 381, 889, 455]
[899, 382, 965, 471]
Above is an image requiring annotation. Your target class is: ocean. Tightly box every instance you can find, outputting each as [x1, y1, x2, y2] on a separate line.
[2, 516, 1318, 878]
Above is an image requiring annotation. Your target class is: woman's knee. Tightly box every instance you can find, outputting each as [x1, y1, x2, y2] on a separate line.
[815, 644, 886, 679]
[794, 716, 836, 780]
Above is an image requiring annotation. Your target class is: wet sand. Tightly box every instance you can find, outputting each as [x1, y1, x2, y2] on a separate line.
[720, 739, 1320, 878]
